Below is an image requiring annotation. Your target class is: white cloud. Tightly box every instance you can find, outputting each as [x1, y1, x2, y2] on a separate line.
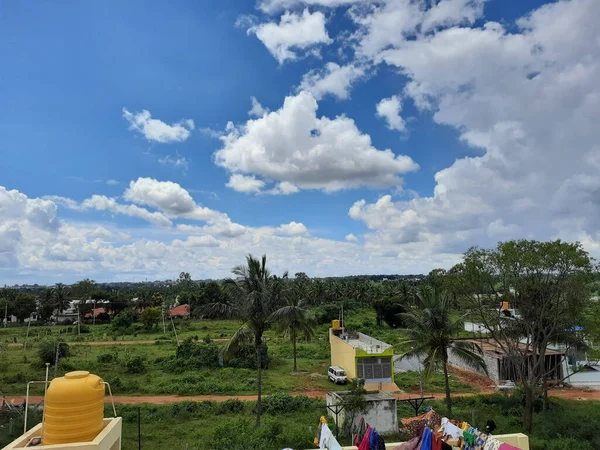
[347, 0, 600, 258]
[258, 0, 364, 14]
[299, 62, 366, 100]
[421, 0, 486, 33]
[269, 182, 300, 195]
[248, 97, 269, 117]
[277, 221, 309, 236]
[106, 180, 120, 186]
[345, 233, 358, 242]
[226, 174, 266, 193]
[248, 9, 332, 64]
[81, 195, 173, 227]
[376, 95, 406, 132]
[158, 155, 189, 171]
[172, 235, 221, 248]
[122, 108, 194, 143]
[215, 91, 418, 193]
[124, 178, 197, 217]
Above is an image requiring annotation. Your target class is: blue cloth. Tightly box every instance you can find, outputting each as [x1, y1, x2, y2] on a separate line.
[369, 429, 379, 450]
[419, 428, 432, 450]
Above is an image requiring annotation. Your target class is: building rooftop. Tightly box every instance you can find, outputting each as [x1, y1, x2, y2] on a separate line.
[335, 330, 392, 354]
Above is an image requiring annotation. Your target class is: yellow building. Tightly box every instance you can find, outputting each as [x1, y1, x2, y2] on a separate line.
[329, 321, 395, 388]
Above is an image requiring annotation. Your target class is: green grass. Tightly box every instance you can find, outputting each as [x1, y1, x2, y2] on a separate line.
[394, 370, 477, 394]
[0, 321, 348, 397]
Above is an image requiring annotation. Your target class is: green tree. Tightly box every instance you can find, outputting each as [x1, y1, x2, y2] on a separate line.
[342, 378, 367, 438]
[207, 254, 287, 427]
[141, 306, 161, 330]
[38, 288, 56, 321]
[270, 284, 313, 372]
[52, 283, 69, 314]
[399, 287, 487, 416]
[453, 239, 596, 432]
[12, 293, 37, 323]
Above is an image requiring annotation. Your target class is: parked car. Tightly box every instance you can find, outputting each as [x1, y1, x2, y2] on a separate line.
[328, 366, 348, 384]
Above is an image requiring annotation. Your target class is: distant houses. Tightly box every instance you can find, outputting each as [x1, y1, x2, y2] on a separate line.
[169, 304, 190, 319]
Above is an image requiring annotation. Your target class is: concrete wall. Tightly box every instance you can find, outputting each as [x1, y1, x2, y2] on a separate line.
[326, 392, 398, 435]
[330, 330, 357, 379]
[565, 371, 600, 390]
[448, 349, 500, 382]
[4, 418, 122, 450]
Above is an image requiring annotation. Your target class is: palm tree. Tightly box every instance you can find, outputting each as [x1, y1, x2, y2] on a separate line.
[52, 283, 69, 315]
[270, 285, 314, 372]
[207, 254, 287, 427]
[399, 287, 487, 415]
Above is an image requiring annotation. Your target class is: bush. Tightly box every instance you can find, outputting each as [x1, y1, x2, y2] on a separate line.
[38, 339, 70, 366]
[211, 417, 314, 450]
[261, 392, 314, 415]
[111, 311, 135, 332]
[215, 399, 245, 415]
[97, 353, 117, 364]
[125, 356, 147, 374]
[96, 312, 111, 323]
[227, 343, 268, 370]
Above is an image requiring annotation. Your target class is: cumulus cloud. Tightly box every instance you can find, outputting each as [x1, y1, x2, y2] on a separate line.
[345, 233, 358, 242]
[158, 155, 189, 171]
[226, 174, 266, 193]
[215, 91, 418, 193]
[122, 108, 194, 143]
[248, 97, 269, 117]
[299, 62, 366, 100]
[376, 95, 406, 132]
[277, 221, 309, 236]
[258, 0, 364, 14]
[347, 0, 600, 257]
[247, 9, 332, 64]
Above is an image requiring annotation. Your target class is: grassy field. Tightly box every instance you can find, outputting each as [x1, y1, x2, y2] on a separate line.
[0, 319, 352, 397]
[2, 394, 597, 450]
[394, 370, 477, 394]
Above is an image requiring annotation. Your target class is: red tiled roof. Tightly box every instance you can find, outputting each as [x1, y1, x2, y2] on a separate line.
[170, 304, 190, 317]
[84, 307, 106, 318]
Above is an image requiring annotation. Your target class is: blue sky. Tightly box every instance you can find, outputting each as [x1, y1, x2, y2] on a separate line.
[1, 0, 599, 283]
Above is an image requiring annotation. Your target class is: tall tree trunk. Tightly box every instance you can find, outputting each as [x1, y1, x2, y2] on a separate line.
[292, 327, 297, 372]
[523, 383, 534, 433]
[442, 352, 452, 416]
[255, 336, 263, 428]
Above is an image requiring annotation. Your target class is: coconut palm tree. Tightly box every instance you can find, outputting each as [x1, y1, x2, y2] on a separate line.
[399, 287, 487, 415]
[270, 284, 314, 372]
[207, 254, 287, 427]
[52, 283, 69, 315]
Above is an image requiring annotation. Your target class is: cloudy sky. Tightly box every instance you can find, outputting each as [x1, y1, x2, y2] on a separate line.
[1, 0, 599, 284]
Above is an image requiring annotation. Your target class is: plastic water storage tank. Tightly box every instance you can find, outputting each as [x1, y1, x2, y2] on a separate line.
[42, 371, 105, 445]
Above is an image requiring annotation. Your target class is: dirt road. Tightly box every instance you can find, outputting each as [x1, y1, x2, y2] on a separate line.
[6, 388, 600, 407]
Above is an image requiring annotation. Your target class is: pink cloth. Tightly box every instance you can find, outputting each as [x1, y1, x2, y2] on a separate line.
[357, 426, 372, 450]
[498, 444, 521, 450]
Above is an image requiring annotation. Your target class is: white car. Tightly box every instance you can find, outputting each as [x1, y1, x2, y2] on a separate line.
[328, 366, 348, 384]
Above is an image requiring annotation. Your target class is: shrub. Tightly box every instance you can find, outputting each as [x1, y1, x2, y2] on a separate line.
[97, 353, 117, 364]
[261, 392, 314, 415]
[125, 356, 147, 374]
[226, 343, 268, 369]
[111, 311, 135, 332]
[160, 338, 221, 372]
[96, 312, 111, 323]
[215, 399, 245, 415]
[38, 339, 70, 366]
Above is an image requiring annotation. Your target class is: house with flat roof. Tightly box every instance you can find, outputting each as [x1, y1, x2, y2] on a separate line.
[329, 321, 397, 391]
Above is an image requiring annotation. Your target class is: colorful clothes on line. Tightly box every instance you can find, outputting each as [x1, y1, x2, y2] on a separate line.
[482, 437, 503, 450]
[326, 434, 343, 450]
[462, 431, 476, 450]
[357, 426, 372, 450]
[498, 444, 521, 450]
[369, 429, 379, 450]
[474, 431, 489, 450]
[392, 436, 421, 450]
[418, 428, 432, 450]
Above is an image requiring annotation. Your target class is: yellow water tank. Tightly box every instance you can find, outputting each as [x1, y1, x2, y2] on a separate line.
[42, 371, 105, 445]
[332, 319, 341, 329]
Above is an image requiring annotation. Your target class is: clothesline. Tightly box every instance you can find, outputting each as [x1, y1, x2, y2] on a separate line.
[396, 409, 521, 450]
